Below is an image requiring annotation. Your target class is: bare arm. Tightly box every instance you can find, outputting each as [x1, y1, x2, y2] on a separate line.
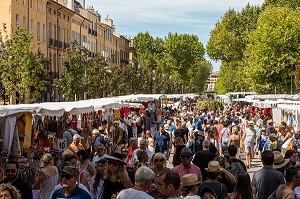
[221, 168, 237, 185]
[32, 170, 45, 189]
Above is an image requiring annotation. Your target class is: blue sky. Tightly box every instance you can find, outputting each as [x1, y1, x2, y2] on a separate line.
[86, 0, 264, 71]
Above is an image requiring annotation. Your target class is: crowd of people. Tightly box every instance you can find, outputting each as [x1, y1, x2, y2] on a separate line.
[1, 100, 300, 199]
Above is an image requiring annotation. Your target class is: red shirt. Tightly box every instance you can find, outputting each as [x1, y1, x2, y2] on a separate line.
[172, 163, 202, 182]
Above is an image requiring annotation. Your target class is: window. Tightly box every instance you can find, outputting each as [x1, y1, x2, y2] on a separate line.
[37, 1, 40, 12]
[29, 0, 33, 8]
[63, 14, 65, 19]
[53, 25, 56, 40]
[43, 24, 45, 42]
[22, 0, 25, 5]
[53, 54, 56, 73]
[58, 12, 61, 17]
[16, 14, 20, 26]
[30, 19, 33, 33]
[63, 28, 65, 43]
[37, 22, 40, 41]
[53, 10, 56, 15]
[67, 16, 69, 21]
[48, 23, 52, 39]
[23, 16, 26, 28]
[67, 30, 69, 42]
[48, 7, 51, 13]
[57, 26, 61, 41]
[58, 55, 61, 73]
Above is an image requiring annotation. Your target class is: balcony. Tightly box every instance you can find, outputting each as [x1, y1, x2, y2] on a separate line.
[64, 43, 70, 49]
[48, 38, 54, 46]
[58, 41, 63, 49]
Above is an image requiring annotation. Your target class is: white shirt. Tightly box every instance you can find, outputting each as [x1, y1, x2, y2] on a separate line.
[92, 154, 110, 167]
[131, 148, 153, 167]
[116, 188, 154, 199]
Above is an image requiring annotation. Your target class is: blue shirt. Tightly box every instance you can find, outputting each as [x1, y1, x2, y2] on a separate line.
[154, 131, 170, 152]
[94, 136, 105, 150]
[169, 125, 176, 133]
[51, 185, 91, 199]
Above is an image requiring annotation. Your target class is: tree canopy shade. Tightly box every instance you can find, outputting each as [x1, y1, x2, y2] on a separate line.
[206, 4, 260, 94]
[0, 25, 50, 103]
[133, 32, 211, 94]
[244, 6, 300, 93]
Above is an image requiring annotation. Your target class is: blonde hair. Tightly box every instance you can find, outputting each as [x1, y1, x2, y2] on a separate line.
[146, 130, 151, 137]
[103, 164, 128, 183]
[0, 183, 21, 199]
[41, 153, 52, 165]
[232, 127, 238, 135]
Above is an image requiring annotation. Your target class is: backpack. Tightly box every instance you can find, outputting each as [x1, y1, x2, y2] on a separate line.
[230, 161, 244, 177]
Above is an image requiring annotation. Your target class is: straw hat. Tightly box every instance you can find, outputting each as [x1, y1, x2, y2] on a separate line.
[182, 174, 200, 187]
[105, 152, 126, 165]
[273, 152, 289, 169]
[267, 119, 274, 124]
[205, 161, 221, 172]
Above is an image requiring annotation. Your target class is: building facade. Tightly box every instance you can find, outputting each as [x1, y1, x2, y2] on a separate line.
[206, 71, 220, 92]
[0, 0, 131, 103]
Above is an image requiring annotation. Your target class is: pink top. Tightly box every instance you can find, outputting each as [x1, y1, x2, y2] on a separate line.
[172, 163, 202, 182]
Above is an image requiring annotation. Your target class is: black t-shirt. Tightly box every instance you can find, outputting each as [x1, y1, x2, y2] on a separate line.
[193, 150, 215, 181]
[174, 128, 185, 139]
[1, 177, 33, 199]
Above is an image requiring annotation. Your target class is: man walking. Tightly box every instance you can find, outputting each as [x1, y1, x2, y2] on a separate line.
[252, 150, 285, 199]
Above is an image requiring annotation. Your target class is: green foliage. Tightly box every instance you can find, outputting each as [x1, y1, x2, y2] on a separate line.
[0, 25, 50, 103]
[86, 54, 107, 98]
[133, 32, 211, 94]
[263, 0, 300, 9]
[59, 42, 88, 101]
[244, 6, 300, 93]
[196, 100, 223, 112]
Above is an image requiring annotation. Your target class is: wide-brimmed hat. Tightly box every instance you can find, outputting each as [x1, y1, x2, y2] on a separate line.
[199, 186, 217, 198]
[180, 147, 193, 156]
[60, 166, 79, 177]
[182, 174, 200, 187]
[267, 119, 274, 124]
[248, 121, 254, 125]
[113, 120, 119, 124]
[273, 152, 289, 169]
[105, 152, 126, 165]
[205, 161, 221, 172]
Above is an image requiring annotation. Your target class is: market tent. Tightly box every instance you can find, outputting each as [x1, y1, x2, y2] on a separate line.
[277, 104, 300, 113]
[39, 101, 94, 116]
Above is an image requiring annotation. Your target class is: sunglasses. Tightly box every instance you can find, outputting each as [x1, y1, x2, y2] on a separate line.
[60, 173, 73, 180]
[154, 159, 165, 163]
[6, 169, 16, 173]
[181, 155, 191, 159]
[108, 161, 119, 166]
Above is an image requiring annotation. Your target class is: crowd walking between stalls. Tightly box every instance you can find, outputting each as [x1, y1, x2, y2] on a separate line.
[2, 98, 300, 199]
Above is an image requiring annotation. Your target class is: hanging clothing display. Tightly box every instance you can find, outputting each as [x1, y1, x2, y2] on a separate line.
[0, 115, 17, 157]
[272, 108, 282, 126]
[10, 126, 21, 156]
